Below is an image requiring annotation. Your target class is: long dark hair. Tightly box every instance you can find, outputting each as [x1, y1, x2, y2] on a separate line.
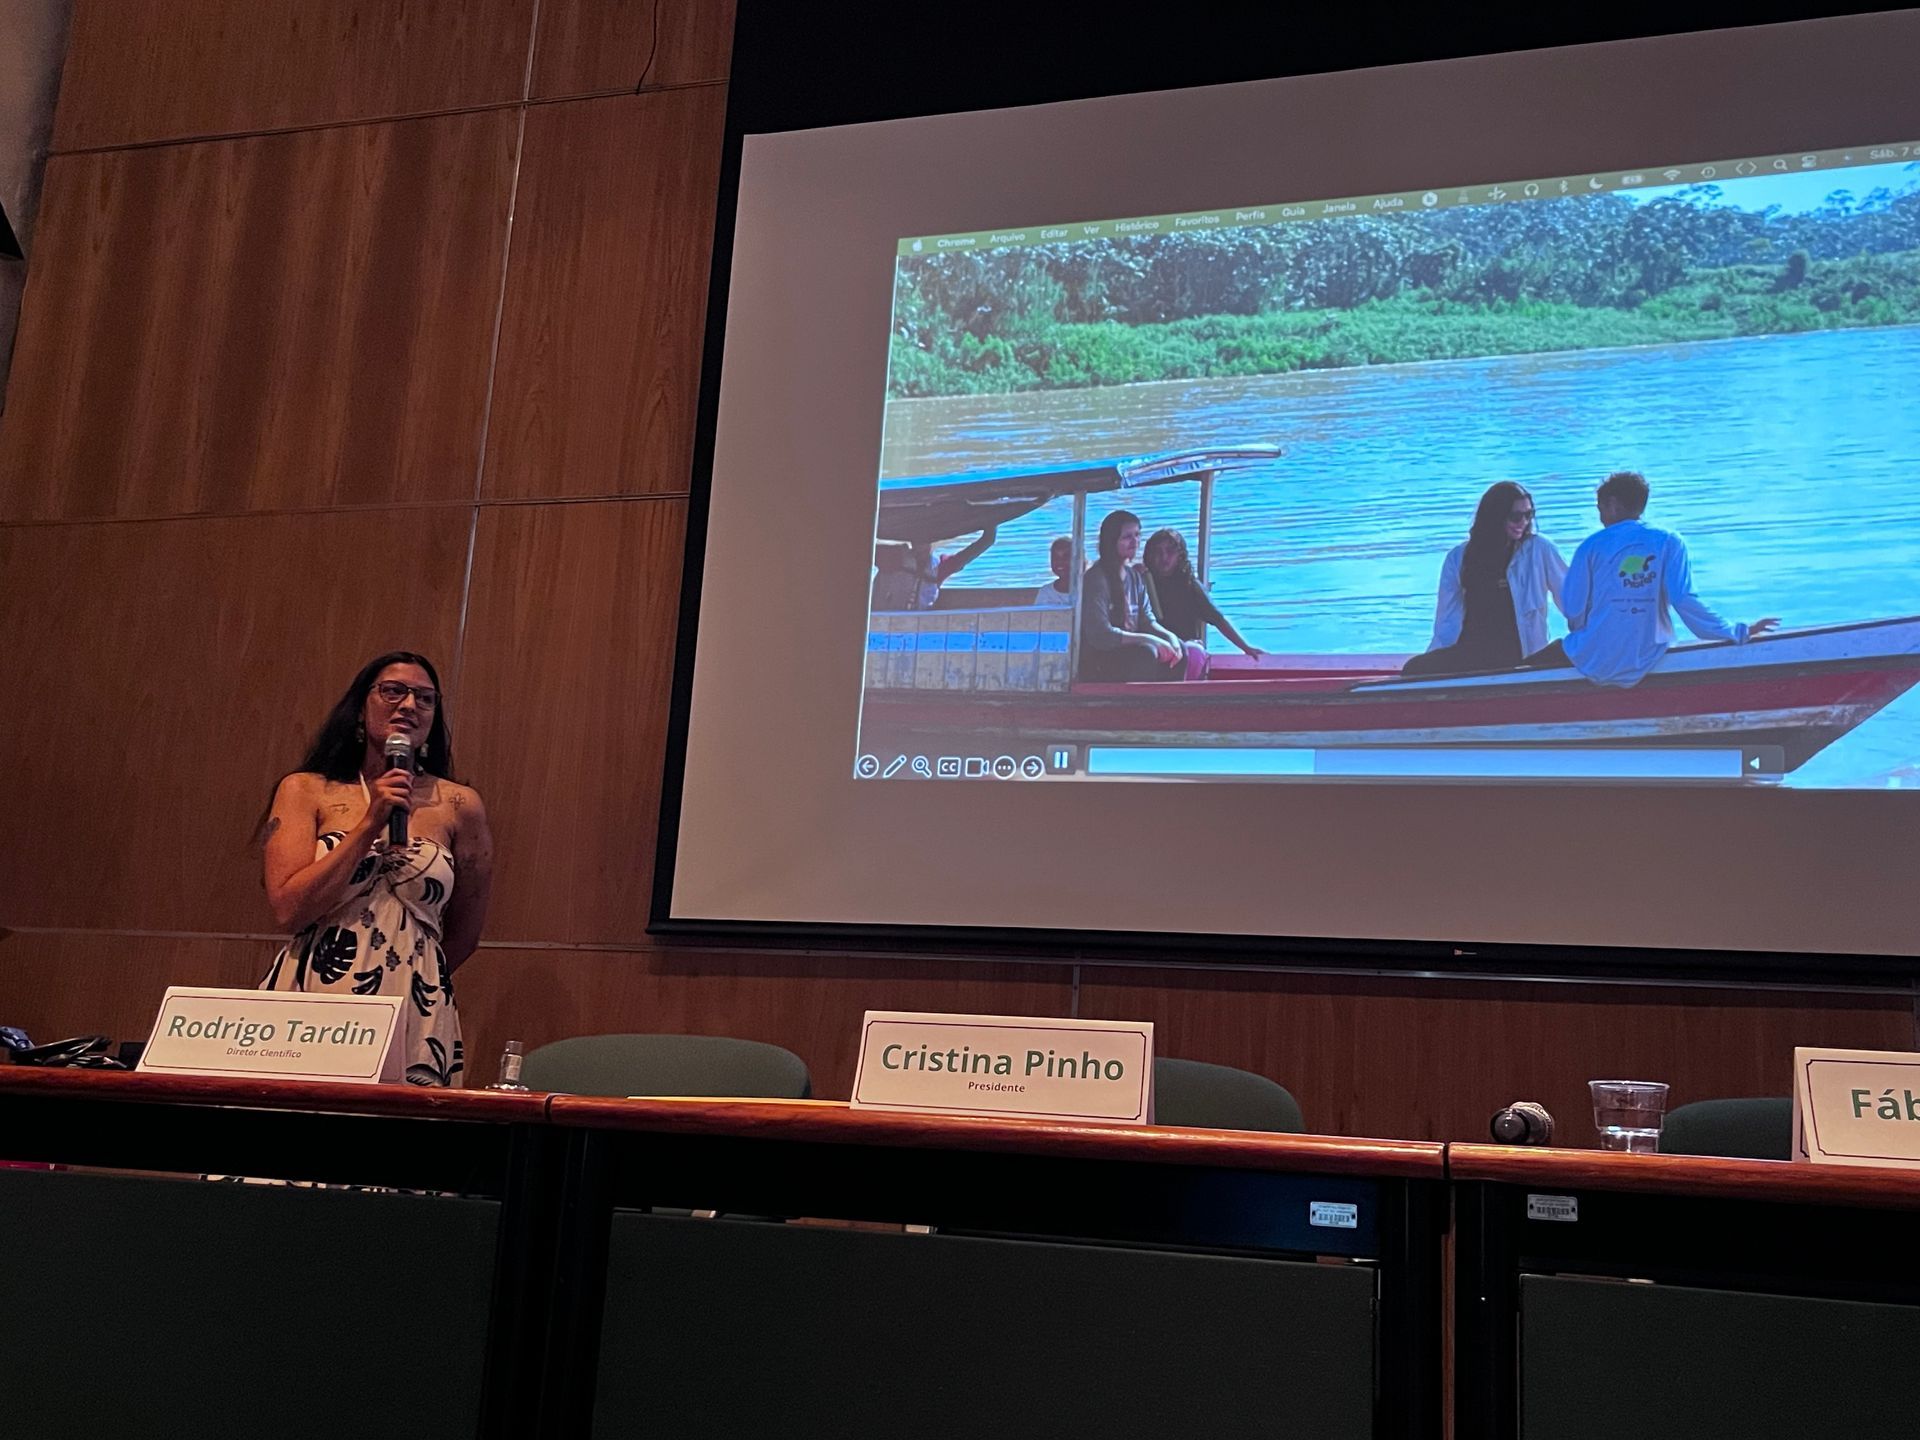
[1462, 482, 1532, 590]
[1093, 509, 1142, 624]
[294, 651, 457, 784]
[1144, 527, 1196, 588]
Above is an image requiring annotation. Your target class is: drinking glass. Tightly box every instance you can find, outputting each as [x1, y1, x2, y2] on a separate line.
[1589, 1080, 1669, 1153]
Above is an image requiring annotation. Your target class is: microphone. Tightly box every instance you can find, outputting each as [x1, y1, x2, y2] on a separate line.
[382, 732, 416, 847]
[1489, 1100, 1556, 1145]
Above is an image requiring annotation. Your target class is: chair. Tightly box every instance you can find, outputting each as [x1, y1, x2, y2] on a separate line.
[520, 1034, 812, 1100]
[1658, 1097, 1792, 1160]
[1152, 1058, 1305, 1133]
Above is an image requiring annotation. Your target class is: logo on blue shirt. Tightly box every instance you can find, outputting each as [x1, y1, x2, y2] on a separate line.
[1618, 553, 1658, 589]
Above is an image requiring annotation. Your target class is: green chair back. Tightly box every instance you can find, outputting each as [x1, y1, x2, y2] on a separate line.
[1658, 1097, 1792, 1159]
[521, 1032, 811, 1099]
[1153, 1057, 1305, 1133]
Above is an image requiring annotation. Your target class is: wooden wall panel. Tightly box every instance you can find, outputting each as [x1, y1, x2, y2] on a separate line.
[1079, 965, 1917, 1140]
[52, 0, 536, 151]
[481, 89, 724, 500]
[532, 0, 736, 98]
[0, 110, 520, 521]
[455, 499, 686, 943]
[0, 933, 273, 1050]
[0, 508, 470, 932]
[455, 946, 1071, 1099]
[0, 257, 22, 396]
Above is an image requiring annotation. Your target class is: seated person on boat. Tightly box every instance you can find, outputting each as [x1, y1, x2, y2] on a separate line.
[1402, 481, 1568, 678]
[1034, 536, 1075, 607]
[871, 526, 998, 612]
[1079, 509, 1208, 682]
[1143, 528, 1265, 660]
[1528, 471, 1778, 686]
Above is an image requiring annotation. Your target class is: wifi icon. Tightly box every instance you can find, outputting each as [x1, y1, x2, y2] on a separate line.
[1662, 169, 1683, 181]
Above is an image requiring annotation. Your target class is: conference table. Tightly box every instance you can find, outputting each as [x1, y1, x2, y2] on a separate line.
[0, 1069, 555, 1439]
[11, 1067, 1920, 1439]
[0, 1069, 1445, 1440]
[1452, 1142, 1920, 1440]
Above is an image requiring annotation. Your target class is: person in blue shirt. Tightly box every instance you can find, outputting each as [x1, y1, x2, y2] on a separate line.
[1534, 471, 1778, 686]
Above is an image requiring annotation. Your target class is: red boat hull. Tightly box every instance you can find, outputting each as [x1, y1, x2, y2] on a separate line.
[864, 623, 1920, 772]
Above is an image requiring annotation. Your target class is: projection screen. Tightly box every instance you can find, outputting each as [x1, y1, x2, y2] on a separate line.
[660, 10, 1920, 966]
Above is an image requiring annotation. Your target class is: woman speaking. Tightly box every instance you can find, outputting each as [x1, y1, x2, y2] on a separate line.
[260, 652, 493, 1086]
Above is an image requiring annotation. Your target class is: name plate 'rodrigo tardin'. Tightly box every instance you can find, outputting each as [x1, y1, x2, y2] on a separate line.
[851, 1011, 1153, 1123]
[139, 986, 401, 1084]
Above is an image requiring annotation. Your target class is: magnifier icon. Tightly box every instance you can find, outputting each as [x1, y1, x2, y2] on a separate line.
[911, 756, 933, 778]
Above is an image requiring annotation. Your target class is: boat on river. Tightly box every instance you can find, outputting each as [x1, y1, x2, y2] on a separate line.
[863, 450, 1920, 774]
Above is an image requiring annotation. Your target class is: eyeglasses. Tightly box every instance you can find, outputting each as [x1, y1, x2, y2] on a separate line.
[1508, 509, 1535, 523]
[373, 680, 439, 709]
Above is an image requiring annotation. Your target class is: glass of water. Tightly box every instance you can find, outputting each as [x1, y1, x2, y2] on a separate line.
[1589, 1080, 1669, 1153]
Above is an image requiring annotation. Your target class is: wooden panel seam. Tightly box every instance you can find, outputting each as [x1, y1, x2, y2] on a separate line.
[51, 0, 541, 152]
[0, 492, 695, 532]
[47, 82, 727, 159]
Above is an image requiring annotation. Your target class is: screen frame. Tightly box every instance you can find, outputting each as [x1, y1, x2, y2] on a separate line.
[650, 0, 1920, 988]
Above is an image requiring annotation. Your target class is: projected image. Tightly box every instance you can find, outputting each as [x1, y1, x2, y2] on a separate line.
[859, 146, 1920, 786]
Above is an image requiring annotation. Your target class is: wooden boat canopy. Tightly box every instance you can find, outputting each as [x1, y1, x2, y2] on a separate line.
[875, 446, 1282, 544]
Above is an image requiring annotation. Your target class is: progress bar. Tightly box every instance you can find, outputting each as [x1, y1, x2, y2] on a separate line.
[1084, 747, 1778, 779]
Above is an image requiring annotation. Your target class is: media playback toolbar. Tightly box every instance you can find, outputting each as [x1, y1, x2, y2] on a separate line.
[853, 746, 1787, 781]
[855, 748, 1074, 781]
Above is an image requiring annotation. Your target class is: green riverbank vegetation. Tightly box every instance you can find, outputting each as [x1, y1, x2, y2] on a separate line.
[887, 181, 1920, 398]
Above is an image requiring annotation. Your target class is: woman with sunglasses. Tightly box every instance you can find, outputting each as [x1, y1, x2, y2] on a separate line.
[1401, 482, 1569, 677]
[260, 652, 493, 1086]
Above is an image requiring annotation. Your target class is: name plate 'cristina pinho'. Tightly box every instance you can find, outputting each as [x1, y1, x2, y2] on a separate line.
[851, 1011, 1154, 1123]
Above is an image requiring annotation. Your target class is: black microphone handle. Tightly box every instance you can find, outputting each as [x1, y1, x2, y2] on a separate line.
[383, 739, 415, 848]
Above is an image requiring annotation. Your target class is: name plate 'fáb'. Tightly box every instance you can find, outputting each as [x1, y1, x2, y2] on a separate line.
[140, 987, 401, 1084]
[1793, 1046, 1920, 1170]
[851, 1011, 1153, 1123]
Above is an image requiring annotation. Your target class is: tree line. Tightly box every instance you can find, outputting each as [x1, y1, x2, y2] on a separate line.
[888, 178, 1920, 396]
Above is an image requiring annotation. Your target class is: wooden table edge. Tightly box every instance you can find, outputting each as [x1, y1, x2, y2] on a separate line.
[1448, 1142, 1920, 1208]
[546, 1096, 1446, 1177]
[0, 1066, 550, 1123]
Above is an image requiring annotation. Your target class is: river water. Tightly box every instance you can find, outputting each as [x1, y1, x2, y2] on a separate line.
[877, 325, 1920, 786]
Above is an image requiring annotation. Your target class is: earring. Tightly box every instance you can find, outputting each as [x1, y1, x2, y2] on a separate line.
[355, 723, 365, 742]
[419, 742, 429, 762]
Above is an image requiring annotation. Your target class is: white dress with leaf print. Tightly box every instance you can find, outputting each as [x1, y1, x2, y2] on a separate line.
[262, 832, 463, 1087]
